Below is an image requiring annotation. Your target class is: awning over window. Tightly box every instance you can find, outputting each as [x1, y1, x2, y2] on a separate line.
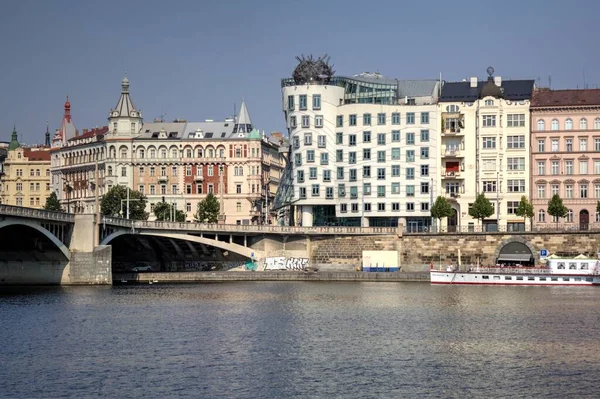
[497, 254, 532, 262]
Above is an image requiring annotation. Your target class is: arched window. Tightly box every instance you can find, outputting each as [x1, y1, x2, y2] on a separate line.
[186, 149, 192, 158]
[219, 148, 225, 158]
[537, 120, 545, 131]
[565, 118, 573, 130]
[149, 149, 156, 158]
[580, 118, 588, 130]
[208, 148, 214, 158]
[138, 149, 145, 159]
[594, 118, 600, 130]
[567, 209, 574, 223]
[107, 166, 113, 176]
[171, 149, 178, 158]
[538, 209, 546, 223]
[197, 148, 203, 158]
[161, 149, 167, 158]
[551, 119, 559, 130]
[109, 147, 116, 159]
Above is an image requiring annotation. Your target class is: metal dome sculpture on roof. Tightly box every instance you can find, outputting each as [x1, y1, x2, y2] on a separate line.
[480, 65, 503, 99]
[292, 54, 335, 84]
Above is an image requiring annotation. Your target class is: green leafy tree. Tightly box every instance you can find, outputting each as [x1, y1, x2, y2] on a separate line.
[154, 201, 185, 222]
[43, 192, 63, 212]
[516, 195, 534, 228]
[100, 186, 148, 220]
[195, 193, 220, 223]
[430, 196, 454, 229]
[596, 201, 600, 218]
[547, 194, 568, 227]
[468, 192, 494, 226]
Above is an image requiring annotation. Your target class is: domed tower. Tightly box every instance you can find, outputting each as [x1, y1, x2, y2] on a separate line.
[53, 97, 78, 147]
[108, 75, 143, 137]
[480, 66, 503, 99]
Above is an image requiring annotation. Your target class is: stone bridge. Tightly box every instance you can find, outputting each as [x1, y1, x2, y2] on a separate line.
[3, 204, 600, 284]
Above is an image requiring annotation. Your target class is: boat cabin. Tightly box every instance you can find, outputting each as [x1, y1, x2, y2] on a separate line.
[547, 258, 599, 275]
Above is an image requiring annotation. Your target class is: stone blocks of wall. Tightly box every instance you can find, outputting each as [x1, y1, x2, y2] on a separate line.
[310, 235, 400, 271]
[68, 245, 112, 285]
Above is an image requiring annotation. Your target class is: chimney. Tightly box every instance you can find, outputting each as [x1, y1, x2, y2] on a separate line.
[494, 76, 502, 87]
[470, 77, 478, 88]
[83, 128, 88, 134]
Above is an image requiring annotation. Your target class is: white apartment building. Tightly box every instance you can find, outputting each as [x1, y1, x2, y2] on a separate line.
[438, 68, 534, 232]
[282, 62, 441, 229]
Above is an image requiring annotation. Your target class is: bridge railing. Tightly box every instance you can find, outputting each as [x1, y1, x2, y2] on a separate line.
[102, 217, 398, 235]
[404, 223, 600, 234]
[0, 204, 75, 223]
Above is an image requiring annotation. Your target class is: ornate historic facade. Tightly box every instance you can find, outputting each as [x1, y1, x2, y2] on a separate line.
[530, 88, 600, 229]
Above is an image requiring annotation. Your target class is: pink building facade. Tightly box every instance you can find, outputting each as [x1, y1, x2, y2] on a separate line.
[530, 89, 600, 229]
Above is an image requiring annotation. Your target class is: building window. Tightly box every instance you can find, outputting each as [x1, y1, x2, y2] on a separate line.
[406, 168, 414, 180]
[392, 148, 401, 160]
[508, 179, 526, 193]
[420, 130, 429, 142]
[311, 184, 320, 196]
[507, 114, 525, 127]
[483, 137, 496, 149]
[320, 153, 328, 165]
[565, 119, 573, 130]
[566, 138, 573, 152]
[377, 185, 385, 198]
[580, 138, 588, 151]
[336, 132, 343, 145]
[406, 112, 415, 125]
[406, 132, 415, 145]
[326, 187, 333, 199]
[507, 201, 518, 215]
[392, 165, 400, 177]
[349, 135, 356, 146]
[537, 139, 545, 152]
[121, 167, 127, 177]
[508, 157, 525, 171]
[377, 151, 385, 163]
[484, 99, 494, 106]
[392, 130, 400, 142]
[420, 182, 429, 194]
[551, 139, 559, 152]
[392, 112, 400, 125]
[299, 95, 307, 110]
[323, 170, 331, 182]
[296, 170, 304, 183]
[507, 136, 525, 149]
[363, 148, 371, 160]
[537, 184, 546, 199]
[363, 113, 371, 126]
[483, 181, 497, 192]
[289, 116, 296, 129]
[551, 184, 559, 196]
[421, 112, 429, 124]
[349, 152, 357, 164]
[377, 133, 386, 145]
[565, 184, 573, 198]
[551, 119, 559, 130]
[301, 115, 310, 128]
[551, 161, 559, 175]
[312, 94, 321, 110]
[349, 114, 357, 126]
[299, 187, 306, 199]
[482, 115, 496, 127]
[307, 150, 315, 163]
[421, 202, 429, 212]
[420, 148, 429, 159]
[315, 115, 323, 128]
[377, 168, 385, 180]
[580, 118, 588, 130]
[304, 133, 312, 146]
[580, 184, 588, 198]
[236, 184, 242, 194]
[363, 131, 371, 143]
[287, 95, 294, 111]
[537, 161, 545, 176]
[391, 182, 400, 194]
[364, 203, 371, 212]
[378, 203, 386, 212]
[336, 115, 343, 127]
[538, 209, 546, 223]
[377, 113, 386, 125]
[580, 160, 588, 174]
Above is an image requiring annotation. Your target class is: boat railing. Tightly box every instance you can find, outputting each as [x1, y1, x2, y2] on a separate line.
[473, 267, 553, 274]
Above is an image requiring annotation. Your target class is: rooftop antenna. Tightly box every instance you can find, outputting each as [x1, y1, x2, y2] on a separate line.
[234, 102, 236, 121]
[583, 69, 587, 89]
[548, 75, 552, 89]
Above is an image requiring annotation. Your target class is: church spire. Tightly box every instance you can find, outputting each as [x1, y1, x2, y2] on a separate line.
[45, 121, 50, 147]
[8, 125, 20, 150]
[233, 100, 253, 134]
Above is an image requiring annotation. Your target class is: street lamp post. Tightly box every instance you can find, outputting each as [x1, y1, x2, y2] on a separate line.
[430, 177, 434, 232]
[496, 171, 500, 231]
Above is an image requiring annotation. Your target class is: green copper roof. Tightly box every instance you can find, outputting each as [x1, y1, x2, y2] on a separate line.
[8, 125, 20, 150]
[248, 128, 262, 140]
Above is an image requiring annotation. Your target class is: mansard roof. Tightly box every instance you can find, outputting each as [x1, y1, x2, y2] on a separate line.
[440, 79, 534, 102]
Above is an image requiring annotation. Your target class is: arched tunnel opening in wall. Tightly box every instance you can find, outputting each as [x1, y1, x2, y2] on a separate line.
[0, 224, 69, 284]
[107, 234, 250, 273]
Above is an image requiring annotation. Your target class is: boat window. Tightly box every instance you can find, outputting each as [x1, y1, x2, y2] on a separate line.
[580, 263, 588, 270]
[504, 276, 512, 280]
[482, 275, 489, 279]
[575, 277, 582, 281]
[569, 263, 577, 270]
[493, 276, 500, 280]
[551, 277, 558, 281]
[539, 277, 547, 281]
[557, 262, 565, 269]
[527, 276, 535, 281]
[585, 278, 593, 282]
[516, 276, 523, 280]
[563, 277, 570, 281]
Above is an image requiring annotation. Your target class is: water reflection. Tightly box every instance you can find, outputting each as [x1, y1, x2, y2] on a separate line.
[1, 282, 598, 398]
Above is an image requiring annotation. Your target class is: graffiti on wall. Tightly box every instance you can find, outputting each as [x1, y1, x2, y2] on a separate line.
[263, 257, 309, 271]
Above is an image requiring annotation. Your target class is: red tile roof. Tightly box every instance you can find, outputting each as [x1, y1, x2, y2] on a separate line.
[23, 147, 51, 161]
[68, 126, 108, 141]
[531, 88, 600, 107]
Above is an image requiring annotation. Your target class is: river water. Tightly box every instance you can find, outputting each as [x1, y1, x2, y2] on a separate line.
[1, 282, 598, 398]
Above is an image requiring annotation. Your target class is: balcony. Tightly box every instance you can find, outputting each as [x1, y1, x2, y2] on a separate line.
[442, 148, 464, 158]
[442, 113, 465, 135]
[193, 174, 204, 182]
[158, 175, 168, 183]
[442, 170, 464, 179]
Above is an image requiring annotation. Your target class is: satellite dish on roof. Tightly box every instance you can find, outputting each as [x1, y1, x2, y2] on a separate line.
[487, 66, 495, 76]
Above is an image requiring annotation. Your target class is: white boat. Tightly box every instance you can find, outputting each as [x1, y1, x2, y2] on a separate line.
[430, 257, 600, 286]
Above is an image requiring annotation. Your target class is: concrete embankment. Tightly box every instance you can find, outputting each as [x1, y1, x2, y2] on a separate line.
[114, 271, 430, 284]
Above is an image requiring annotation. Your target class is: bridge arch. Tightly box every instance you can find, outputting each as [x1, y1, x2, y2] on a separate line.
[101, 231, 256, 259]
[0, 219, 71, 260]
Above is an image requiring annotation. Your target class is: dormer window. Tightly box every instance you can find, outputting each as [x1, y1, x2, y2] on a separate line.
[484, 99, 494, 106]
[158, 128, 167, 139]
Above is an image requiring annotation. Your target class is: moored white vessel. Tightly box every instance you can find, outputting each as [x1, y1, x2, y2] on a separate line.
[430, 257, 600, 286]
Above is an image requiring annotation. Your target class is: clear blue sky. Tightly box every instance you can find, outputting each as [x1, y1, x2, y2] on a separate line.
[1, 0, 599, 145]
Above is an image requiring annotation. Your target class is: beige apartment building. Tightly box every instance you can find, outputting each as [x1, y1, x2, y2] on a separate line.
[0, 127, 51, 208]
[438, 68, 535, 232]
[100, 77, 285, 224]
[530, 88, 600, 229]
